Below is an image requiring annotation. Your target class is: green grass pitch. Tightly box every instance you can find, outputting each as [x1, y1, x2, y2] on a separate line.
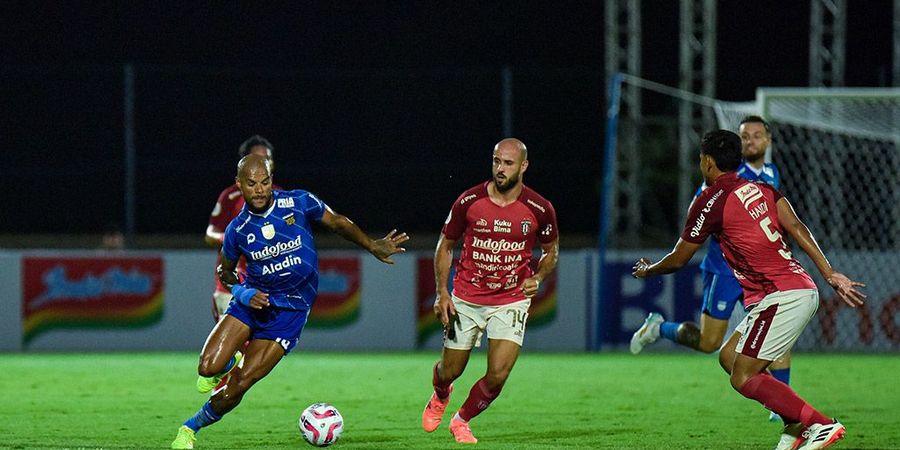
[1, 352, 897, 449]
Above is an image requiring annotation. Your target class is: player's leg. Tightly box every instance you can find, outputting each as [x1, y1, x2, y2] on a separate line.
[767, 350, 793, 422]
[195, 315, 249, 393]
[424, 298, 480, 432]
[172, 316, 252, 448]
[459, 338, 520, 419]
[449, 300, 527, 443]
[657, 272, 740, 353]
[208, 338, 285, 414]
[729, 290, 844, 449]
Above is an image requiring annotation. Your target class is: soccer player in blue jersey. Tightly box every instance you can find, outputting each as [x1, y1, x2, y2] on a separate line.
[172, 154, 409, 449]
[630, 116, 793, 418]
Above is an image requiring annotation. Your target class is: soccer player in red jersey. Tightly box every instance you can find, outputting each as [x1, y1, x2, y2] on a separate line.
[632, 130, 865, 450]
[205, 136, 276, 322]
[422, 138, 559, 444]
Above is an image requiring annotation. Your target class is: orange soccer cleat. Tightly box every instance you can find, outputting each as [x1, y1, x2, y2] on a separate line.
[449, 416, 478, 444]
[422, 385, 452, 432]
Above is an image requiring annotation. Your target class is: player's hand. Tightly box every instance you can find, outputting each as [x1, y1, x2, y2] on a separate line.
[433, 293, 457, 327]
[248, 290, 270, 310]
[521, 277, 541, 297]
[370, 229, 410, 264]
[632, 258, 652, 278]
[827, 272, 866, 308]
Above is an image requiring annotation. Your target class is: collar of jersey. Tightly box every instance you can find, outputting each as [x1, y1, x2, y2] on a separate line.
[247, 198, 276, 218]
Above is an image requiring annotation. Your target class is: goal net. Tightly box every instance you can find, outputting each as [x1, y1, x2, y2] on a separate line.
[602, 77, 899, 351]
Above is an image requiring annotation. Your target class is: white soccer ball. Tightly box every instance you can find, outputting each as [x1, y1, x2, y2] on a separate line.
[299, 402, 344, 447]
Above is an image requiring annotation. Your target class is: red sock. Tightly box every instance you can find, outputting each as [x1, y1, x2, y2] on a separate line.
[432, 363, 452, 400]
[458, 378, 501, 421]
[738, 372, 831, 427]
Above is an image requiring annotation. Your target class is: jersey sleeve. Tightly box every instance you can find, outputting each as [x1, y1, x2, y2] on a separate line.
[441, 193, 470, 241]
[221, 222, 241, 262]
[537, 201, 558, 244]
[680, 188, 725, 244]
[299, 191, 327, 221]
[208, 188, 233, 230]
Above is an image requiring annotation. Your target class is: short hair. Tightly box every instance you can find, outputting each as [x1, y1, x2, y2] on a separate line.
[238, 135, 274, 157]
[700, 130, 742, 171]
[739, 115, 770, 133]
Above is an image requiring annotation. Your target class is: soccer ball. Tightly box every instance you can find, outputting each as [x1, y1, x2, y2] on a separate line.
[299, 402, 344, 447]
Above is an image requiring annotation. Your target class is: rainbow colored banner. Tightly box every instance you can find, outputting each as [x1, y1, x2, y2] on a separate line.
[415, 256, 557, 347]
[307, 257, 361, 328]
[22, 256, 164, 345]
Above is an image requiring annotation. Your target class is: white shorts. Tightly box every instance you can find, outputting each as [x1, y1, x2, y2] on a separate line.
[213, 291, 233, 318]
[735, 289, 818, 361]
[444, 295, 530, 350]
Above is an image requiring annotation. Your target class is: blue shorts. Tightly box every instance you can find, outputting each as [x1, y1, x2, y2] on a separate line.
[701, 271, 744, 320]
[225, 301, 310, 354]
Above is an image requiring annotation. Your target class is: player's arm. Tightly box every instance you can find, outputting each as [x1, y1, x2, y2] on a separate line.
[632, 239, 702, 278]
[775, 197, 866, 307]
[218, 248, 269, 309]
[204, 225, 224, 247]
[319, 207, 409, 264]
[522, 238, 559, 297]
[433, 233, 458, 326]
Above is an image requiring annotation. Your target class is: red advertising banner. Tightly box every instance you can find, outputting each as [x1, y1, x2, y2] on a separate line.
[415, 256, 557, 346]
[307, 257, 361, 328]
[22, 256, 164, 345]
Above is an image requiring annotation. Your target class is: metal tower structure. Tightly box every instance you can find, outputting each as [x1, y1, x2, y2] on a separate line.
[809, 0, 847, 87]
[605, 0, 642, 246]
[678, 0, 717, 222]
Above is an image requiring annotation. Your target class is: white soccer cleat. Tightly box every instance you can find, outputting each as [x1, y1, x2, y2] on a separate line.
[770, 411, 783, 422]
[799, 420, 846, 450]
[630, 312, 664, 354]
[774, 423, 805, 450]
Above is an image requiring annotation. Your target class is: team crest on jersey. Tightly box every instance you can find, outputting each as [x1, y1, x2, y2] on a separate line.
[283, 213, 296, 226]
[277, 197, 295, 208]
[262, 223, 276, 240]
[520, 219, 531, 235]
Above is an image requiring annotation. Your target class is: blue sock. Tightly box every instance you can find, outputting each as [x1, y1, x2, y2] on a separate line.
[770, 367, 791, 386]
[183, 401, 222, 432]
[659, 321, 680, 342]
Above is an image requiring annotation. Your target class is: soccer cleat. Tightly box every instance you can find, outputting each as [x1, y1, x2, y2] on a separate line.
[171, 425, 196, 449]
[422, 385, 453, 432]
[630, 312, 664, 354]
[197, 351, 243, 394]
[449, 416, 478, 444]
[770, 411, 783, 422]
[773, 423, 806, 450]
[798, 420, 845, 449]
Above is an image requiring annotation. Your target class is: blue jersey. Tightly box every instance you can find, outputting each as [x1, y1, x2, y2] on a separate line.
[697, 161, 781, 275]
[222, 189, 327, 310]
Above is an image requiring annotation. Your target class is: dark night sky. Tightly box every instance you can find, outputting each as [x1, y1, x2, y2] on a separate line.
[1, 2, 895, 239]
[4, 2, 893, 96]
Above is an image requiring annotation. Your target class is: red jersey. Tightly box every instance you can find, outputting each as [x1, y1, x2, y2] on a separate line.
[442, 182, 558, 306]
[681, 172, 815, 307]
[209, 184, 248, 294]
